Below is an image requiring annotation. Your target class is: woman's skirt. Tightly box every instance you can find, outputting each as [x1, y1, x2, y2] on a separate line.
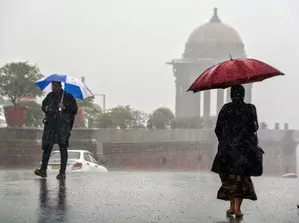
[217, 174, 257, 201]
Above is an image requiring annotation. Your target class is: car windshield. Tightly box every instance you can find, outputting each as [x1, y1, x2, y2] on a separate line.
[50, 151, 81, 160]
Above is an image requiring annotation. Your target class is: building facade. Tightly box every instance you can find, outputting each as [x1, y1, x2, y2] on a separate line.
[167, 8, 252, 126]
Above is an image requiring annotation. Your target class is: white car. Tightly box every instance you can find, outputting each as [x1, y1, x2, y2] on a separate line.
[47, 150, 108, 172]
[281, 173, 297, 178]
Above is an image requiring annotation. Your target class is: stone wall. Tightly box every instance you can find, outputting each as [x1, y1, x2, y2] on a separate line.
[0, 128, 98, 168]
[0, 127, 297, 176]
[102, 141, 216, 171]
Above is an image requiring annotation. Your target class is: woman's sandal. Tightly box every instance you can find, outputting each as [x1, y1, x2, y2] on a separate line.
[235, 212, 243, 218]
[226, 210, 234, 216]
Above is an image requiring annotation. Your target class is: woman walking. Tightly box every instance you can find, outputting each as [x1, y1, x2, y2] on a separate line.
[211, 84, 259, 218]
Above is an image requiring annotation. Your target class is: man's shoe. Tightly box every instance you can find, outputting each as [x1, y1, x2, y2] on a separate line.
[56, 172, 66, 180]
[34, 169, 47, 178]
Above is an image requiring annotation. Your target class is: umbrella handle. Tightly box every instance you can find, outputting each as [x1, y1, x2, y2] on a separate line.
[59, 90, 65, 112]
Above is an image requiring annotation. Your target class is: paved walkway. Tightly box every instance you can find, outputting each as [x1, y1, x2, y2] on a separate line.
[0, 170, 298, 223]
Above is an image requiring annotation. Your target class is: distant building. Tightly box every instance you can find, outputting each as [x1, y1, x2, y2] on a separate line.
[167, 8, 252, 127]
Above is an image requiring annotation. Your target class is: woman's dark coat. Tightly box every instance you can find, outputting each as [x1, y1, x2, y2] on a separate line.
[211, 101, 259, 176]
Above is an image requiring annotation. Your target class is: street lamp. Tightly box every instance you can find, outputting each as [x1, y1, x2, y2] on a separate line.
[93, 94, 106, 113]
[80, 76, 106, 113]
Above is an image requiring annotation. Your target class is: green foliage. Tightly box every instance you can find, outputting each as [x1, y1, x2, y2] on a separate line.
[260, 122, 268, 129]
[76, 97, 93, 108]
[0, 61, 43, 106]
[18, 100, 44, 127]
[97, 112, 115, 129]
[76, 97, 102, 127]
[147, 107, 174, 129]
[110, 105, 134, 129]
[97, 105, 148, 129]
[131, 109, 148, 129]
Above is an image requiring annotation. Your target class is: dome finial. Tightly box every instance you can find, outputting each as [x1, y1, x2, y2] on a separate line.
[210, 7, 221, 23]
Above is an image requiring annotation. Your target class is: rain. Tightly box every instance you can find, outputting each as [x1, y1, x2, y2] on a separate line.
[0, 0, 299, 222]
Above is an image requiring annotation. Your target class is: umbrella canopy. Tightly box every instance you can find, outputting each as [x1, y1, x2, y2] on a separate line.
[188, 58, 284, 92]
[35, 74, 93, 100]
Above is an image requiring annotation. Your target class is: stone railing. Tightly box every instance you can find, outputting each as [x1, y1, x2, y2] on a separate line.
[0, 127, 297, 175]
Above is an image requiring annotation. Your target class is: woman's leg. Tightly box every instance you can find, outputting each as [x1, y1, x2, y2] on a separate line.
[226, 199, 235, 214]
[234, 198, 243, 216]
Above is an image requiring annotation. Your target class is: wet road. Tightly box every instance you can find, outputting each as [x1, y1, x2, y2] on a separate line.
[0, 170, 298, 223]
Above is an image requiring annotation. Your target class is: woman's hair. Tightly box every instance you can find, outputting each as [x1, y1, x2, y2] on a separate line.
[230, 84, 245, 101]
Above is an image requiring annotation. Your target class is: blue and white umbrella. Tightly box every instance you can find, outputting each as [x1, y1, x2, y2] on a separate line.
[35, 73, 93, 100]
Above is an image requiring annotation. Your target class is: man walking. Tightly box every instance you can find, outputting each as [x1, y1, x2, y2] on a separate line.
[35, 81, 78, 179]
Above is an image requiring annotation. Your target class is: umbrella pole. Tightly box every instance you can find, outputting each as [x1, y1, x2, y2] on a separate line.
[59, 90, 65, 112]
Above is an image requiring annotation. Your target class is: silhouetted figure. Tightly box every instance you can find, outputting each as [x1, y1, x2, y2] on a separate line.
[35, 81, 78, 180]
[211, 85, 259, 218]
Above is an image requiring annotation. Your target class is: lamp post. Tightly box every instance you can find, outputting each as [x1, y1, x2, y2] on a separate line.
[93, 94, 106, 113]
[80, 76, 106, 113]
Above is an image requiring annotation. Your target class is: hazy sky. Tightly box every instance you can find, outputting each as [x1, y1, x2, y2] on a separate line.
[1, 0, 299, 128]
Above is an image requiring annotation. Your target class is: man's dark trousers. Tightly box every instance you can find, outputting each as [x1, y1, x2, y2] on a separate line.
[40, 126, 71, 174]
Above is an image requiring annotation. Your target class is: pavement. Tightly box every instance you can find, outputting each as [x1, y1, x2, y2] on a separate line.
[0, 170, 298, 223]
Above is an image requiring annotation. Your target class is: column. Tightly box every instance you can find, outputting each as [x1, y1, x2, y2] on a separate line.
[185, 92, 195, 117]
[194, 93, 201, 117]
[226, 88, 231, 103]
[180, 86, 188, 117]
[245, 83, 252, 103]
[175, 79, 182, 117]
[203, 90, 211, 127]
[216, 89, 224, 114]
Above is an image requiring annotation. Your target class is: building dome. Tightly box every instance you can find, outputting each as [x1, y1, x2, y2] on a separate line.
[183, 8, 245, 59]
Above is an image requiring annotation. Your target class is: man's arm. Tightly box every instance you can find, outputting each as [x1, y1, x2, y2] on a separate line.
[63, 94, 78, 115]
[41, 93, 51, 114]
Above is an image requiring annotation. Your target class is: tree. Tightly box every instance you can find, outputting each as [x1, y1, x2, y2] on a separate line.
[148, 107, 174, 129]
[0, 62, 43, 107]
[131, 110, 148, 128]
[96, 105, 147, 129]
[97, 105, 134, 129]
[110, 105, 134, 129]
[77, 97, 102, 127]
[97, 112, 115, 129]
[171, 116, 203, 129]
[260, 122, 268, 129]
[84, 103, 102, 127]
[18, 100, 44, 127]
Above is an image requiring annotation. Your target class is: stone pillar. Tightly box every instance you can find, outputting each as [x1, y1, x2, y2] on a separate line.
[188, 93, 197, 117]
[284, 123, 289, 130]
[226, 88, 231, 103]
[175, 79, 182, 117]
[275, 123, 280, 130]
[244, 84, 252, 103]
[203, 90, 211, 127]
[194, 93, 201, 117]
[216, 89, 224, 114]
[180, 82, 191, 117]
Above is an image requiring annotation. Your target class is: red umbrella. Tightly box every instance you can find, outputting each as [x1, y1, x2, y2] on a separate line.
[187, 58, 284, 92]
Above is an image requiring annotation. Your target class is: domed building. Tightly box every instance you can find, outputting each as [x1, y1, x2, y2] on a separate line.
[167, 8, 252, 126]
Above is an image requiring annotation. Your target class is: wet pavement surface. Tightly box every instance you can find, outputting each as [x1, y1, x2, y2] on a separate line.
[0, 170, 298, 223]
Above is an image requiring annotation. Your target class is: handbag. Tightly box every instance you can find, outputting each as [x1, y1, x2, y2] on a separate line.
[248, 145, 265, 177]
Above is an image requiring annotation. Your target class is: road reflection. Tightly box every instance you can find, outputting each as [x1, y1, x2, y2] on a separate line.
[38, 179, 67, 223]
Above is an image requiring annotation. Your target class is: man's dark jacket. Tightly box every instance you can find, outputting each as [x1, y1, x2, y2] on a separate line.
[42, 90, 78, 146]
